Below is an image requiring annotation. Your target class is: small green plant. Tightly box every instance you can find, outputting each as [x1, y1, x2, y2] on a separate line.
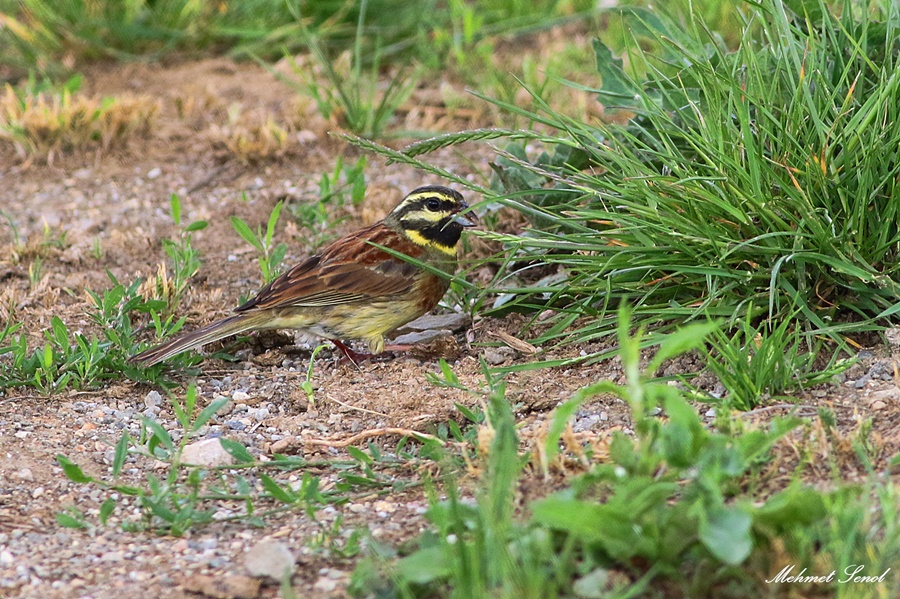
[291, 155, 367, 248]
[55, 382, 437, 535]
[319, 154, 367, 207]
[308, 515, 364, 559]
[155, 194, 206, 313]
[299, 343, 328, 407]
[0, 273, 171, 392]
[703, 306, 852, 410]
[27, 255, 42, 288]
[231, 198, 288, 284]
[352, 307, 900, 597]
[91, 236, 104, 260]
[285, 0, 420, 138]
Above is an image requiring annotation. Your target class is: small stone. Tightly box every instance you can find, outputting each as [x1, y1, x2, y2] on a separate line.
[313, 577, 339, 592]
[232, 391, 252, 402]
[270, 437, 298, 453]
[482, 347, 514, 366]
[181, 438, 235, 467]
[394, 312, 471, 334]
[145, 390, 163, 408]
[372, 500, 396, 513]
[14, 468, 34, 481]
[391, 329, 449, 346]
[599, 411, 609, 421]
[244, 539, 295, 580]
[181, 573, 261, 599]
[100, 551, 124, 562]
[870, 400, 887, 411]
[0, 550, 13, 566]
[146, 167, 162, 179]
[13, 431, 29, 439]
[31, 487, 44, 499]
[870, 388, 900, 401]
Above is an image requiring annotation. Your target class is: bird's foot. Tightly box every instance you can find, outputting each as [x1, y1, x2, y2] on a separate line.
[331, 339, 375, 366]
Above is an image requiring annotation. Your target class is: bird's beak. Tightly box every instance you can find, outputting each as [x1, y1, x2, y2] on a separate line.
[453, 202, 478, 227]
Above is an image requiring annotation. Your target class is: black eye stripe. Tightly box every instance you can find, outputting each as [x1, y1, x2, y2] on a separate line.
[399, 197, 455, 215]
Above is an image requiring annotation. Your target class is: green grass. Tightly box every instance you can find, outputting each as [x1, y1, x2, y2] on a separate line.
[55, 382, 447, 537]
[350, 308, 900, 597]
[374, 0, 900, 397]
[0, 274, 175, 392]
[0, 0, 596, 81]
[231, 198, 288, 285]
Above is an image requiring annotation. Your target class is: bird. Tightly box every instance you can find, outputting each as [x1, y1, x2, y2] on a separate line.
[131, 185, 475, 367]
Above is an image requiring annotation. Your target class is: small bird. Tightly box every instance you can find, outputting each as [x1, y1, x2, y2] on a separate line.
[132, 185, 474, 366]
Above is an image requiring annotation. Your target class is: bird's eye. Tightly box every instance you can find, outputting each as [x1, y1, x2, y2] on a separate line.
[425, 198, 441, 211]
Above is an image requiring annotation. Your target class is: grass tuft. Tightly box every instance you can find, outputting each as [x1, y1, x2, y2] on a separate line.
[378, 0, 900, 393]
[0, 75, 157, 161]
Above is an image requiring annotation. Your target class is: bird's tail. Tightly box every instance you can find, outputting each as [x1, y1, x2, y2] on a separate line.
[131, 314, 258, 367]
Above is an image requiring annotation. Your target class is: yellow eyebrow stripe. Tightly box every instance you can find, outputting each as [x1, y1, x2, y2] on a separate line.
[405, 229, 458, 255]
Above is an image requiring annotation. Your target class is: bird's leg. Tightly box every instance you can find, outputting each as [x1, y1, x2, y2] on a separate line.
[331, 339, 374, 365]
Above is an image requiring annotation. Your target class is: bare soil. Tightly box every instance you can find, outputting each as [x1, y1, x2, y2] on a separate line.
[0, 57, 898, 599]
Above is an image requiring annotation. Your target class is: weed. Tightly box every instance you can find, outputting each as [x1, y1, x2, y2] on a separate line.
[231, 198, 288, 284]
[290, 155, 367, 248]
[299, 343, 329, 407]
[0, 273, 171, 393]
[378, 0, 900, 381]
[703, 306, 852, 410]
[149, 194, 207, 314]
[0, 74, 157, 162]
[352, 306, 900, 597]
[27, 255, 42, 289]
[283, 0, 420, 139]
[56, 382, 436, 535]
[91, 236, 104, 260]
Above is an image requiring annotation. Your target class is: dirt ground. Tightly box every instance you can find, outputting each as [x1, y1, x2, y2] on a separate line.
[1, 57, 899, 599]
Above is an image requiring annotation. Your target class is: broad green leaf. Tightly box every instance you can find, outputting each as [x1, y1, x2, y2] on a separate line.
[169, 194, 181, 225]
[230, 216, 263, 250]
[265, 201, 284, 245]
[112, 432, 129, 477]
[142, 417, 175, 452]
[396, 546, 450, 585]
[260, 474, 296, 504]
[347, 446, 372, 464]
[99, 497, 115, 525]
[56, 455, 94, 483]
[192, 395, 230, 432]
[220, 438, 254, 463]
[184, 220, 208, 232]
[699, 506, 752, 565]
[56, 512, 88, 529]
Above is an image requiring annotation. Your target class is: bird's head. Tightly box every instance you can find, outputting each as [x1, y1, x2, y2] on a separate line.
[385, 185, 476, 255]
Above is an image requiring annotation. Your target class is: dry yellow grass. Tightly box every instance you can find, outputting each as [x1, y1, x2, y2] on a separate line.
[0, 85, 158, 163]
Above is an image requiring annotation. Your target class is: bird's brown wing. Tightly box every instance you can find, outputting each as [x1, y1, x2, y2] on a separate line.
[235, 223, 425, 312]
